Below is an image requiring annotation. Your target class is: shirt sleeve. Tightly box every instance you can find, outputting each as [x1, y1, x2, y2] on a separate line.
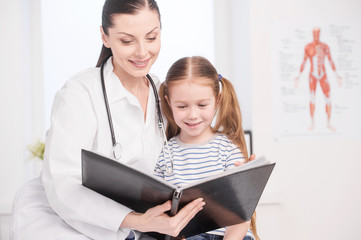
[42, 79, 132, 240]
[224, 141, 245, 170]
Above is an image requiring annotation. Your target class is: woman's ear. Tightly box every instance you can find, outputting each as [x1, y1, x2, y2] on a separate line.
[100, 26, 110, 48]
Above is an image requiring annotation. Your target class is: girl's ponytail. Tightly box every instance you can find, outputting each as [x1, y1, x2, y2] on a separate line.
[214, 77, 259, 239]
[213, 77, 249, 161]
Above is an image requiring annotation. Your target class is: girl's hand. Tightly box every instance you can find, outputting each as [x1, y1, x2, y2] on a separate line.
[122, 198, 205, 237]
[234, 154, 255, 167]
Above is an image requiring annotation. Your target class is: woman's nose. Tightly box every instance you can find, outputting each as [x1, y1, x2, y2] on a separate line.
[135, 41, 147, 57]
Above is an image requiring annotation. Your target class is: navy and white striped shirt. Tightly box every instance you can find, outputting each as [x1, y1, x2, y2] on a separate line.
[154, 133, 255, 237]
[154, 133, 245, 187]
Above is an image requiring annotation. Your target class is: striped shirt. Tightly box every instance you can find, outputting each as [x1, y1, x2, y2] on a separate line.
[154, 133, 254, 238]
[154, 133, 245, 186]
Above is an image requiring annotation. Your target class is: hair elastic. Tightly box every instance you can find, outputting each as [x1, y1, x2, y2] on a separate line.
[218, 74, 223, 93]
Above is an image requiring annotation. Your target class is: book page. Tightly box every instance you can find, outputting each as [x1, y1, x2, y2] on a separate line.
[180, 155, 271, 191]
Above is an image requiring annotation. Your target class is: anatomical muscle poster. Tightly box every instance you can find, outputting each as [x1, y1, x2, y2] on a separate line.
[272, 22, 361, 141]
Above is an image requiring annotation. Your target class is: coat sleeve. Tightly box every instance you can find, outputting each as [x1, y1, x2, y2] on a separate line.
[42, 79, 133, 240]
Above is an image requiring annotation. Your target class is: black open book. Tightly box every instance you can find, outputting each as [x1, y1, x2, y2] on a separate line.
[81, 149, 275, 239]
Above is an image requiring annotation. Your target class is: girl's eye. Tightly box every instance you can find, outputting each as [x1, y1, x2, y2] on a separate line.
[177, 105, 186, 109]
[199, 104, 208, 108]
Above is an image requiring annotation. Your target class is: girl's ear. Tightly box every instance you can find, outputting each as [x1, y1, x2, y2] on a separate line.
[165, 95, 171, 107]
[100, 26, 110, 48]
[216, 93, 222, 107]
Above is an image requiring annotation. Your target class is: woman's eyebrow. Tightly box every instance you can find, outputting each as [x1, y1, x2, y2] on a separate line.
[146, 27, 160, 35]
[115, 27, 160, 36]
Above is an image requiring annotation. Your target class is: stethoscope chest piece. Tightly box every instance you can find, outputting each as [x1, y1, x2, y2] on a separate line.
[113, 142, 122, 160]
[164, 161, 174, 175]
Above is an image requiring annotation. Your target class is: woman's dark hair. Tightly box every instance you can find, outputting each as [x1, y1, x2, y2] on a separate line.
[96, 0, 161, 67]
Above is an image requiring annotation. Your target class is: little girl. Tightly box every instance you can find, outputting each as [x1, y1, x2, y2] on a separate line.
[154, 56, 258, 240]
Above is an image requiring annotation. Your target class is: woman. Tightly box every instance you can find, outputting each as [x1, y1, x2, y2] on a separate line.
[12, 1, 204, 239]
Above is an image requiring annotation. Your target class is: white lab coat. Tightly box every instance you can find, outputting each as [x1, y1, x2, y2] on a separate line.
[40, 57, 162, 239]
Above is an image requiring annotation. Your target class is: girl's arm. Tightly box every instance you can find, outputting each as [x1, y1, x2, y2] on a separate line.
[223, 221, 251, 240]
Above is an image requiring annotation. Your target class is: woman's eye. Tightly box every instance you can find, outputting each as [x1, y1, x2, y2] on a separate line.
[147, 37, 157, 41]
[121, 39, 132, 44]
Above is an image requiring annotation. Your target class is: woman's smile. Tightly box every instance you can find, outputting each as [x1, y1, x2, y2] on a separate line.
[129, 58, 151, 68]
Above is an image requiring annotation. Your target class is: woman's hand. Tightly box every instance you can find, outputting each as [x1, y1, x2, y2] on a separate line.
[122, 198, 205, 237]
[234, 154, 255, 167]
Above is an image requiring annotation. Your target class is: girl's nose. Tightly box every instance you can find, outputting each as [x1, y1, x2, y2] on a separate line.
[188, 107, 198, 119]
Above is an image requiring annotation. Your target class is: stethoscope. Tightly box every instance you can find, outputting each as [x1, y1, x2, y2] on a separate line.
[100, 56, 173, 173]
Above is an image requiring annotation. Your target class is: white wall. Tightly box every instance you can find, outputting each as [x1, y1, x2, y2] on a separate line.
[249, 0, 361, 239]
[214, 0, 253, 130]
[41, 0, 104, 131]
[0, 0, 34, 239]
[0, 0, 26, 214]
[153, 0, 215, 82]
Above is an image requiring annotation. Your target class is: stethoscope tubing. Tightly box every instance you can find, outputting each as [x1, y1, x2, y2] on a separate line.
[100, 56, 173, 173]
[100, 56, 117, 148]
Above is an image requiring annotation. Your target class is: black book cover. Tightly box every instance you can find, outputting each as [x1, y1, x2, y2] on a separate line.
[81, 149, 275, 239]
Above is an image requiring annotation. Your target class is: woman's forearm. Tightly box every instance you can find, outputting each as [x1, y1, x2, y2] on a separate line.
[121, 199, 205, 236]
